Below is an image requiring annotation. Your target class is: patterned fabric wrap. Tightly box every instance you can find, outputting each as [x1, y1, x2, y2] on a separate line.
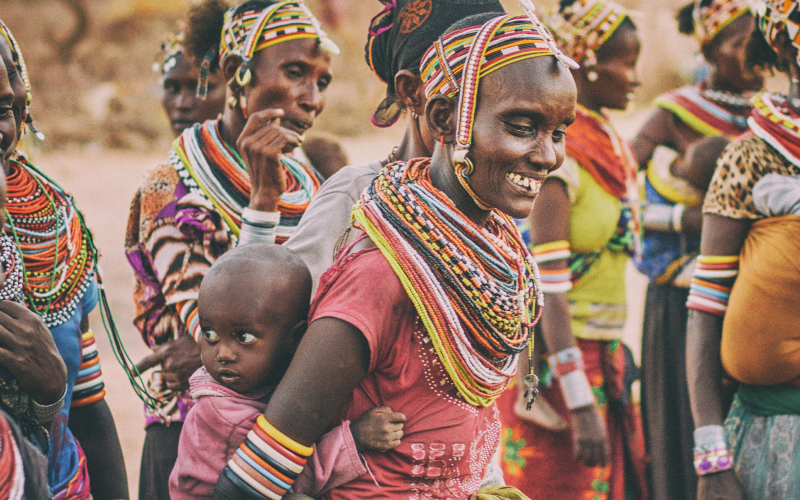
[751, 0, 800, 66]
[0, 20, 42, 139]
[0, 412, 25, 500]
[419, 15, 559, 155]
[748, 92, 800, 168]
[70, 330, 106, 408]
[219, 0, 338, 66]
[353, 158, 543, 407]
[51, 441, 90, 500]
[569, 203, 635, 286]
[543, 0, 630, 65]
[654, 84, 752, 138]
[693, 0, 751, 45]
[686, 255, 739, 316]
[156, 23, 185, 74]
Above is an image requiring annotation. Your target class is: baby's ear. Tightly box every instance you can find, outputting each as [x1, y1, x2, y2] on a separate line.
[290, 319, 308, 344]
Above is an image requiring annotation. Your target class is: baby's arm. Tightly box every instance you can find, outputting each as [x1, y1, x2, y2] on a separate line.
[291, 406, 406, 497]
[753, 174, 800, 216]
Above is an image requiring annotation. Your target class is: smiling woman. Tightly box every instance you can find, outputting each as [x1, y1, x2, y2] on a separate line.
[122, 1, 338, 499]
[212, 10, 576, 500]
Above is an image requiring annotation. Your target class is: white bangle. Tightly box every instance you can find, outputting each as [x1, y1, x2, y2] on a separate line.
[238, 208, 281, 246]
[642, 204, 673, 232]
[671, 203, 685, 233]
[694, 425, 726, 448]
[559, 370, 595, 410]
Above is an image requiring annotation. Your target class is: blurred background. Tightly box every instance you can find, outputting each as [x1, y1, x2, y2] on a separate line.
[0, 0, 778, 496]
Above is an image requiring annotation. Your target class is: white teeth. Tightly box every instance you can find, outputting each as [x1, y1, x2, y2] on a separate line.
[506, 172, 540, 192]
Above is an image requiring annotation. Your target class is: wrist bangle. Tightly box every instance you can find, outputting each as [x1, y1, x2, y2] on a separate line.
[239, 208, 280, 246]
[694, 425, 726, 447]
[671, 203, 685, 232]
[548, 347, 584, 378]
[694, 442, 733, 475]
[642, 204, 673, 232]
[559, 370, 595, 410]
[30, 388, 66, 423]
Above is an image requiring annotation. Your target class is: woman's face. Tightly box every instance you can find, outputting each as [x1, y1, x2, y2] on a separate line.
[468, 57, 577, 219]
[243, 38, 332, 136]
[161, 53, 226, 137]
[0, 38, 27, 142]
[708, 14, 764, 92]
[589, 25, 641, 110]
[0, 58, 16, 221]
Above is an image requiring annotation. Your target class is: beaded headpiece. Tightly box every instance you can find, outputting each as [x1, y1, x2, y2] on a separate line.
[544, 0, 631, 66]
[0, 20, 44, 140]
[693, 0, 751, 45]
[420, 10, 576, 209]
[154, 24, 186, 75]
[750, 0, 800, 66]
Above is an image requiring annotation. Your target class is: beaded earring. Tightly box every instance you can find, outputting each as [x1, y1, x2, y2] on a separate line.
[587, 70, 599, 82]
[226, 95, 238, 109]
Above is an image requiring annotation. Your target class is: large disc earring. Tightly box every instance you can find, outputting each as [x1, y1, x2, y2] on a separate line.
[227, 95, 238, 109]
[587, 71, 599, 82]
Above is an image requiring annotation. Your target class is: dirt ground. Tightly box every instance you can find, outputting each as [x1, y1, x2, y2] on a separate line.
[40, 125, 648, 498]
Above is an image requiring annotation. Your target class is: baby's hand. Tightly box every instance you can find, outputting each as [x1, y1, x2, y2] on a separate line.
[351, 406, 405, 453]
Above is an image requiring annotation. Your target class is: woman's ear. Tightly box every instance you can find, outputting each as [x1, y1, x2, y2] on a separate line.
[425, 94, 457, 142]
[395, 70, 425, 113]
[222, 55, 244, 88]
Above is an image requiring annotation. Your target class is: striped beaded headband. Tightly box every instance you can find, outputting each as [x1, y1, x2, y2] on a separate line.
[750, 0, 800, 65]
[693, 0, 751, 45]
[0, 20, 44, 140]
[220, 0, 339, 89]
[420, 11, 576, 165]
[155, 24, 185, 75]
[543, 0, 631, 66]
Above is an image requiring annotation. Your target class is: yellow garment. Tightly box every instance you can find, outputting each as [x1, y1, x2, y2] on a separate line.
[549, 158, 629, 340]
[475, 485, 532, 500]
[721, 215, 800, 385]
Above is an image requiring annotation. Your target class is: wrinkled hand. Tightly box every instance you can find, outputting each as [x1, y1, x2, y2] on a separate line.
[135, 335, 202, 392]
[237, 109, 303, 212]
[570, 405, 609, 467]
[0, 301, 66, 404]
[351, 406, 406, 453]
[698, 470, 745, 500]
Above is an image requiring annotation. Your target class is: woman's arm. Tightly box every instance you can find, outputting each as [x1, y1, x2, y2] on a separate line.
[528, 179, 608, 467]
[68, 314, 129, 500]
[630, 108, 705, 168]
[687, 214, 750, 500]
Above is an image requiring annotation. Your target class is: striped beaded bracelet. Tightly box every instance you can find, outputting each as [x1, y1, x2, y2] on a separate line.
[71, 330, 106, 407]
[686, 255, 739, 317]
[532, 241, 573, 294]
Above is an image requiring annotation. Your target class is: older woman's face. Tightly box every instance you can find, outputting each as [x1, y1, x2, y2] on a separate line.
[0, 58, 16, 221]
[467, 57, 576, 219]
[0, 38, 26, 141]
[245, 38, 332, 136]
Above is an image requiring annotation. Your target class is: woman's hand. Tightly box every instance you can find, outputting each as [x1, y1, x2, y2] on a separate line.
[136, 335, 202, 392]
[570, 404, 609, 467]
[236, 108, 303, 212]
[0, 301, 66, 404]
[697, 470, 745, 500]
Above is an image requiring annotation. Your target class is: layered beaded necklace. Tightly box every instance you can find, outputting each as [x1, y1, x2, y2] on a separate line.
[353, 159, 543, 407]
[749, 92, 800, 168]
[171, 120, 321, 243]
[4, 154, 95, 327]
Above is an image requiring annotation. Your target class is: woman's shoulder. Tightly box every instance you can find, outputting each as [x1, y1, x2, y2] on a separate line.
[138, 161, 183, 195]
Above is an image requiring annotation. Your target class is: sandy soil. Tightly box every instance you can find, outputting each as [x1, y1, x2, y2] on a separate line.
[38, 126, 648, 497]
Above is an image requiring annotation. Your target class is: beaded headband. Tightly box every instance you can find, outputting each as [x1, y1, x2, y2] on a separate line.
[221, 1, 339, 88]
[750, 0, 800, 66]
[154, 24, 185, 75]
[0, 20, 44, 140]
[420, 10, 576, 178]
[544, 0, 631, 66]
[693, 0, 751, 45]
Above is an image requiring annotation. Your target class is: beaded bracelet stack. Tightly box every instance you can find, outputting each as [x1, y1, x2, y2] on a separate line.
[238, 208, 281, 247]
[693, 425, 734, 476]
[532, 240, 572, 294]
[222, 415, 313, 499]
[686, 255, 739, 316]
[177, 300, 202, 343]
[549, 346, 595, 410]
[71, 330, 106, 407]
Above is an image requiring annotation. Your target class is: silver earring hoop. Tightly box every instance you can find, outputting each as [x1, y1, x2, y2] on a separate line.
[410, 109, 419, 120]
[587, 71, 599, 82]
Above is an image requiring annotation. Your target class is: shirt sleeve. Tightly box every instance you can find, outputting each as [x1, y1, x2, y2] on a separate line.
[291, 420, 367, 496]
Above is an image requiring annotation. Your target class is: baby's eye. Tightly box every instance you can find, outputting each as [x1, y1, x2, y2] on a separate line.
[237, 332, 256, 344]
[203, 329, 219, 342]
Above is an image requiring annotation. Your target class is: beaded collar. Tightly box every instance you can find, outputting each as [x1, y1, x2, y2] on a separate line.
[749, 92, 800, 168]
[0, 234, 23, 303]
[353, 158, 543, 407]
[654, 83, 752, 138]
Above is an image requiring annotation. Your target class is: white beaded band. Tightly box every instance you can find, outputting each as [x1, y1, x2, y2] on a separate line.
[671, 203, 685, 233]
[642, 204, 673, 232]
[694, 425, 726, 448]
[30, 389, 66, 423]
[559, 369, 595, 410]
[238, 208, 281, 246]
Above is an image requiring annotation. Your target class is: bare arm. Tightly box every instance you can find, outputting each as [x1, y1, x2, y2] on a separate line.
[630, 108, 705, 168]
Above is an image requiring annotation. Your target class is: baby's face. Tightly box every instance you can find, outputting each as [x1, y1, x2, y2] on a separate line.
[199, 296, 299, 394]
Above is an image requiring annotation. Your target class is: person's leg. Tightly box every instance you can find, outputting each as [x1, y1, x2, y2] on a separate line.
[139, 422, 183, 500]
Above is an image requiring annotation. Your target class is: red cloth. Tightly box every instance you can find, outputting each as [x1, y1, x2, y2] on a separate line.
[310, 247, 501, 500]
[497, 339, 648, 500]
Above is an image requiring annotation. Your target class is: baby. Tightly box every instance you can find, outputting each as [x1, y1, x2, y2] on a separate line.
[169, 244, 405, 499]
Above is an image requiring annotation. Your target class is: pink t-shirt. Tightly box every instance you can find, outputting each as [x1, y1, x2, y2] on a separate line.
[311, 247, 501, 500]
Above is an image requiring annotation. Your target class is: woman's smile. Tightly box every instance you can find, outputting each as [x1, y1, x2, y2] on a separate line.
[506, 172, 544, 196]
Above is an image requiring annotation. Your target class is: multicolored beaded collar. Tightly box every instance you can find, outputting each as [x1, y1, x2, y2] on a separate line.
[751, 0, 800, 66]
[693, 0, 750, 45]
[749, 92, 800, 168]
[0, 20, 44, 140]
[154, 24, 185, 75]
[544, 0, 631, 66]
[419, 10, 576, 210]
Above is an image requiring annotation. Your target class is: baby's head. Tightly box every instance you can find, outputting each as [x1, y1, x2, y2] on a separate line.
[682, 136, 730, 190]
[198, 244, 311, 394]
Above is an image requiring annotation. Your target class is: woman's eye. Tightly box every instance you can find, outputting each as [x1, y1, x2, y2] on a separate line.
[0, 106, 12, 118]
[552, 128, 567, 142]
[163, 82, 179, 94]
[317, 78, 330, 91]
[506, 121, 534, 135]
[203, 329, 219, 342]
[285, 67, 303, 80]
[237, 332, 256, 344]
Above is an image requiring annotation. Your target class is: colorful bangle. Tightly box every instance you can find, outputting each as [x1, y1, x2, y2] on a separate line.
[694, 442, 734, 476]
[239, 208, 280, 246]
[549, 347, 594, 410]
[548, 347, 584, 378]
[539, 268, 572, 294]
[70, 330, 106, 407]
[532, 240, 571, 264]
[642, 203, 673, 232]
[686, 255, 739, 317]
[257, 415, 314, 457]
[177, 300, 202, 343]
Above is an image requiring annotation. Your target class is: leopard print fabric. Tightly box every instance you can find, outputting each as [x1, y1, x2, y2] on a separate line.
[703, 134, 800, 220]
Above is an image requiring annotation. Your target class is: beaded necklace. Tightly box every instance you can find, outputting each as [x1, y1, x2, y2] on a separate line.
[4, 154, 95, 327]
[749, 92, 800, 168]
[0, 234, 23, 303]
[171, 120, 321, 243]
[655, 83, 752, 138]
[353, 158, 543, 407]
